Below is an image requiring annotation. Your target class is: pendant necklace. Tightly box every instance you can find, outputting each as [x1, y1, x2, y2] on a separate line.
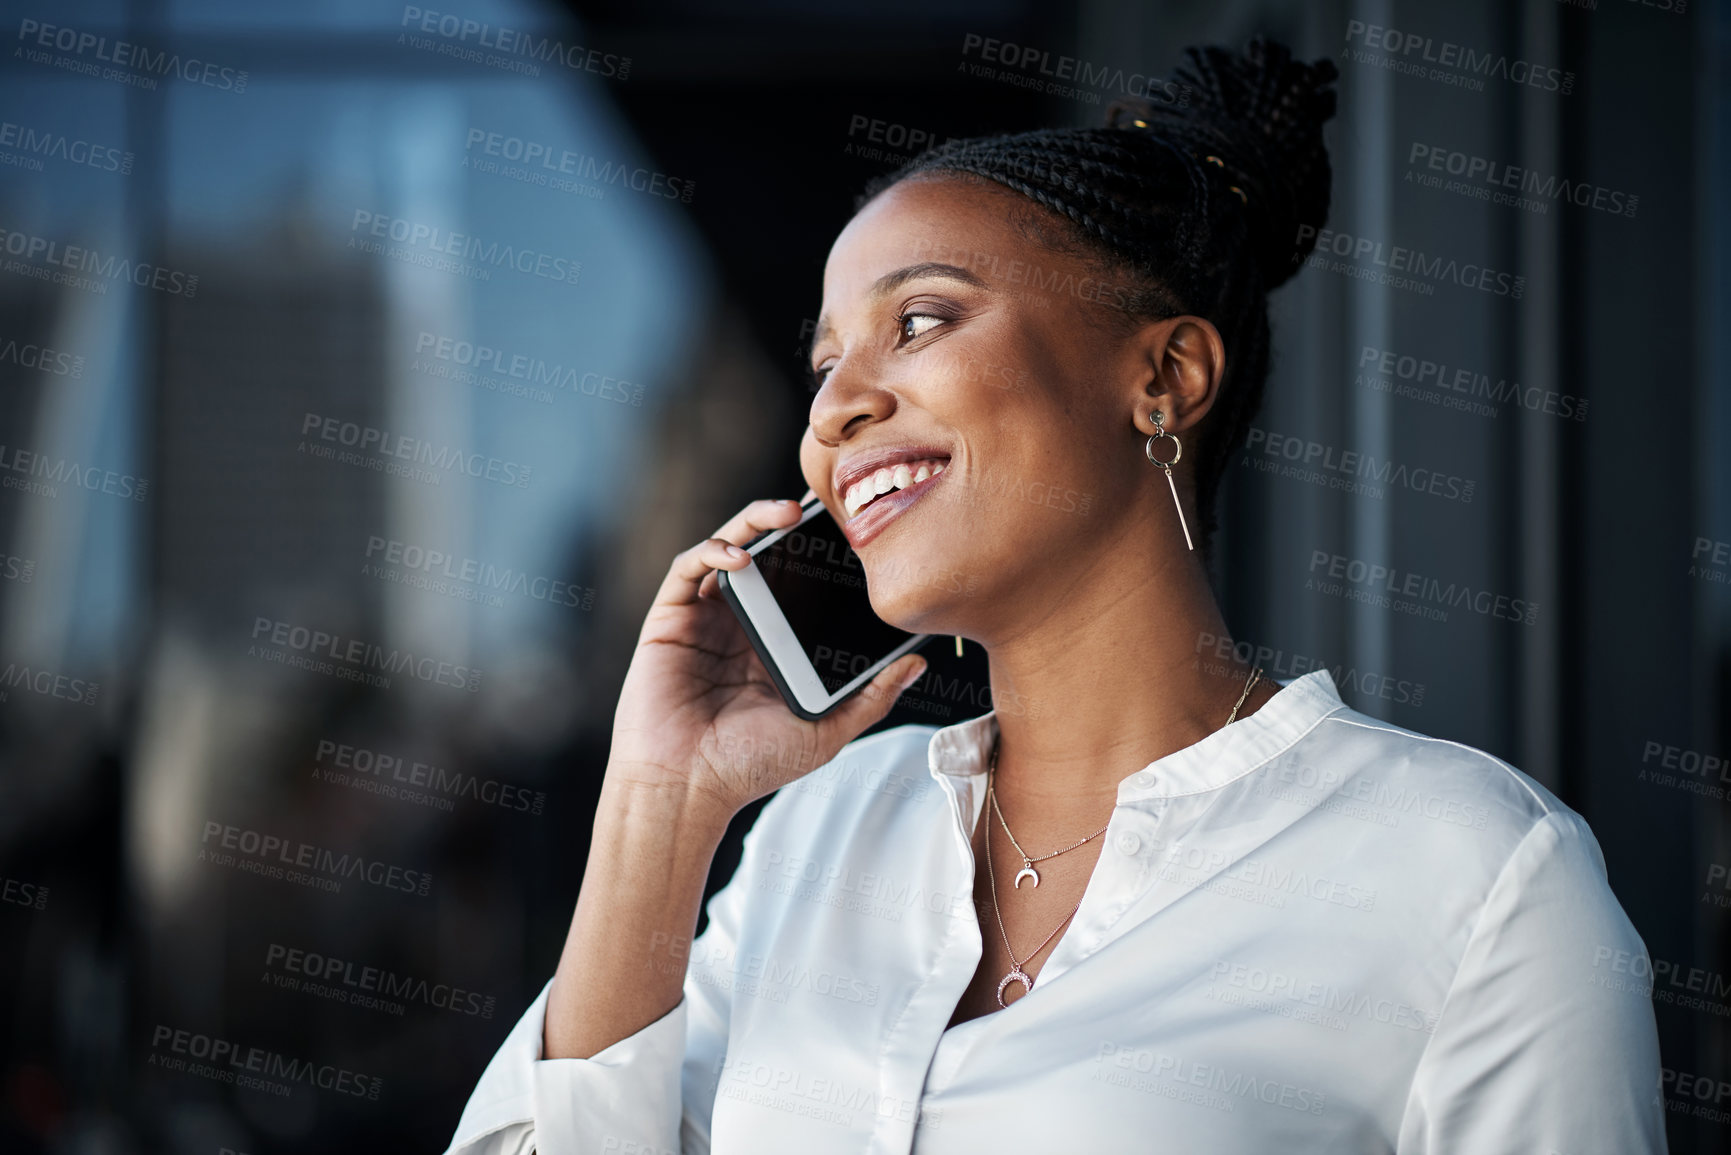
[987, 744, 1110, 890]
[984, 793, 1082, 1007]
[982, 664, 1265, 1008]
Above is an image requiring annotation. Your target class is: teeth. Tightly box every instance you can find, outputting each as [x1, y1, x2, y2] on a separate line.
[841, 457, 950, 517]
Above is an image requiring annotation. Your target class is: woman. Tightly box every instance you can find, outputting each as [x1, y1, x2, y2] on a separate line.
[445, 38, 1665, 1153]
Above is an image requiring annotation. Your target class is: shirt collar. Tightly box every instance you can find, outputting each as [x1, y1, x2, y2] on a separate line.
[924, 668, 1347, 800]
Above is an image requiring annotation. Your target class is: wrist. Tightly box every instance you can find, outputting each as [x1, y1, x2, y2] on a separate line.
[598, 767, 737, 852]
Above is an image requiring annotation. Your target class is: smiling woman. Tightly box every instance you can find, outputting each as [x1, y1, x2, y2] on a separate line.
[443, 37, 1665, 1155]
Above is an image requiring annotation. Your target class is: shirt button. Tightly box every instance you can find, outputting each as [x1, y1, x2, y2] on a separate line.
[1131, 771, 1156, 790]
[1116, 832, 1142, 856]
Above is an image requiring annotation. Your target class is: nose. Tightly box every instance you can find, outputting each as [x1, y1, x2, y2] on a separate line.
[808, 353, 895, 448]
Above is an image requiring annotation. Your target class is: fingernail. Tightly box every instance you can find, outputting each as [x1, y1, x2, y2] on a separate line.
[726, 545, 746, 559]
[900, 659, 927, 689]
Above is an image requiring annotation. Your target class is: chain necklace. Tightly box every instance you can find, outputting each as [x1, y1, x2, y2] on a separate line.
[982, 664, 1264, 1009]
[987, 752, 1109, 890]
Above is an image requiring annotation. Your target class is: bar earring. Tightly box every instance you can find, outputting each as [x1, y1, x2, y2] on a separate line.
[955, 636, 964, 656]
[1145, 410, 1194, 551]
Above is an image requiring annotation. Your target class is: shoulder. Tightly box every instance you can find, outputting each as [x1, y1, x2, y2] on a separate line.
[1284, 703, 1620, 904]
[1301, 701, 1567, 835]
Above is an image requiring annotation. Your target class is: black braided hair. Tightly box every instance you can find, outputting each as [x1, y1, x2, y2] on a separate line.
[854, 37, 1338, 559]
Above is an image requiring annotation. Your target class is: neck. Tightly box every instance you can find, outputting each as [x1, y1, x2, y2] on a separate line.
[979, 535, 1273, 805]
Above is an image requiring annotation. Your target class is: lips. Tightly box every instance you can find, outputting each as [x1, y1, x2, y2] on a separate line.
[836, 460, 950, 550]
[843, 458, 949, 518]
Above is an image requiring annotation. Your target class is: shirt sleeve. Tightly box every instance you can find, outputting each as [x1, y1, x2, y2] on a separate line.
[1396, 808, 1668, 1153]
[440, 834, 757, 1155]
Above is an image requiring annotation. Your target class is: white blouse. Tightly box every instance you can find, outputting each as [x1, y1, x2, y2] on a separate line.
[444, 669, 1667, 1154]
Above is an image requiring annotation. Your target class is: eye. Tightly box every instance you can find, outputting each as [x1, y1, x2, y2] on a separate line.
[898, 312, 944, 342]
[809, 362, 833, 389]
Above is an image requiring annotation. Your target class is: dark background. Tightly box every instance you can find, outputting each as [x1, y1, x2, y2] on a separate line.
[0, 0, 1724, 1151]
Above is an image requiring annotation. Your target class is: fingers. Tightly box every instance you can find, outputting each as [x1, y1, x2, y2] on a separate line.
[654, 499, 805, 609]
[654, 536, 753, 609]
[816, 653, 927, 746]
[711, 498, 806, 549]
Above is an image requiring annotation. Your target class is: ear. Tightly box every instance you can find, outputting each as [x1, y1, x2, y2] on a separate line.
[1129, 316, 1225, 439]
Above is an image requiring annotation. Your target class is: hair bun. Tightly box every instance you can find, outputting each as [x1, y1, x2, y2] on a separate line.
[1108, 36, 1337, 289]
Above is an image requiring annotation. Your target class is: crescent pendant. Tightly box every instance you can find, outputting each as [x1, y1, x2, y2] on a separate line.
[996, 969, 1033, 1008]
[1013, 865, 1039, 889]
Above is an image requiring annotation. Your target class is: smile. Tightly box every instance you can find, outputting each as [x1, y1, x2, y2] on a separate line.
[843, 458, 949, 519]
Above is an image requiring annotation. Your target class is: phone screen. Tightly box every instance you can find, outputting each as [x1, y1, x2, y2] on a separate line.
[750, 506, 918, 694]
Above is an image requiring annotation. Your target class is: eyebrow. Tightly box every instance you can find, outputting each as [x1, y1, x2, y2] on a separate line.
[811, 262, 989, 355]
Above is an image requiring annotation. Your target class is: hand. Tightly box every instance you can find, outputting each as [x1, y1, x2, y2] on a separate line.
[606, 496, 927, 823]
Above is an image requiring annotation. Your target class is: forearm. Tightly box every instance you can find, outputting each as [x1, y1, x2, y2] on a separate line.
[543, 772, 733, 1060]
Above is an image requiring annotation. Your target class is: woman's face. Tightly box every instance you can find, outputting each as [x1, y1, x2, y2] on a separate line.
[800, 175, 1197, 638]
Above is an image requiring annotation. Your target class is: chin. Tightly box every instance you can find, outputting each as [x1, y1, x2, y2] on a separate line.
[862, 561, 970, 637]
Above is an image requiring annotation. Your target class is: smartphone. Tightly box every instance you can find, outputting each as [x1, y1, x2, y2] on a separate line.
[717, 497, 931, 720]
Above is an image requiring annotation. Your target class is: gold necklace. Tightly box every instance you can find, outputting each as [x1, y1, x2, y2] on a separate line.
[982, 664, 1264, 1009]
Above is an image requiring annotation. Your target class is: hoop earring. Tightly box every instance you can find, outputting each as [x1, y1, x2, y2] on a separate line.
[1144, 410, 1195, 552]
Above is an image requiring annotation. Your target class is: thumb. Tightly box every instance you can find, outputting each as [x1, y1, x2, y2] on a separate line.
[821, 654, 927, 741]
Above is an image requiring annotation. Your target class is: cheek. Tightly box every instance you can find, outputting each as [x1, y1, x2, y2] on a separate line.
[798, 431, 827, 488]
